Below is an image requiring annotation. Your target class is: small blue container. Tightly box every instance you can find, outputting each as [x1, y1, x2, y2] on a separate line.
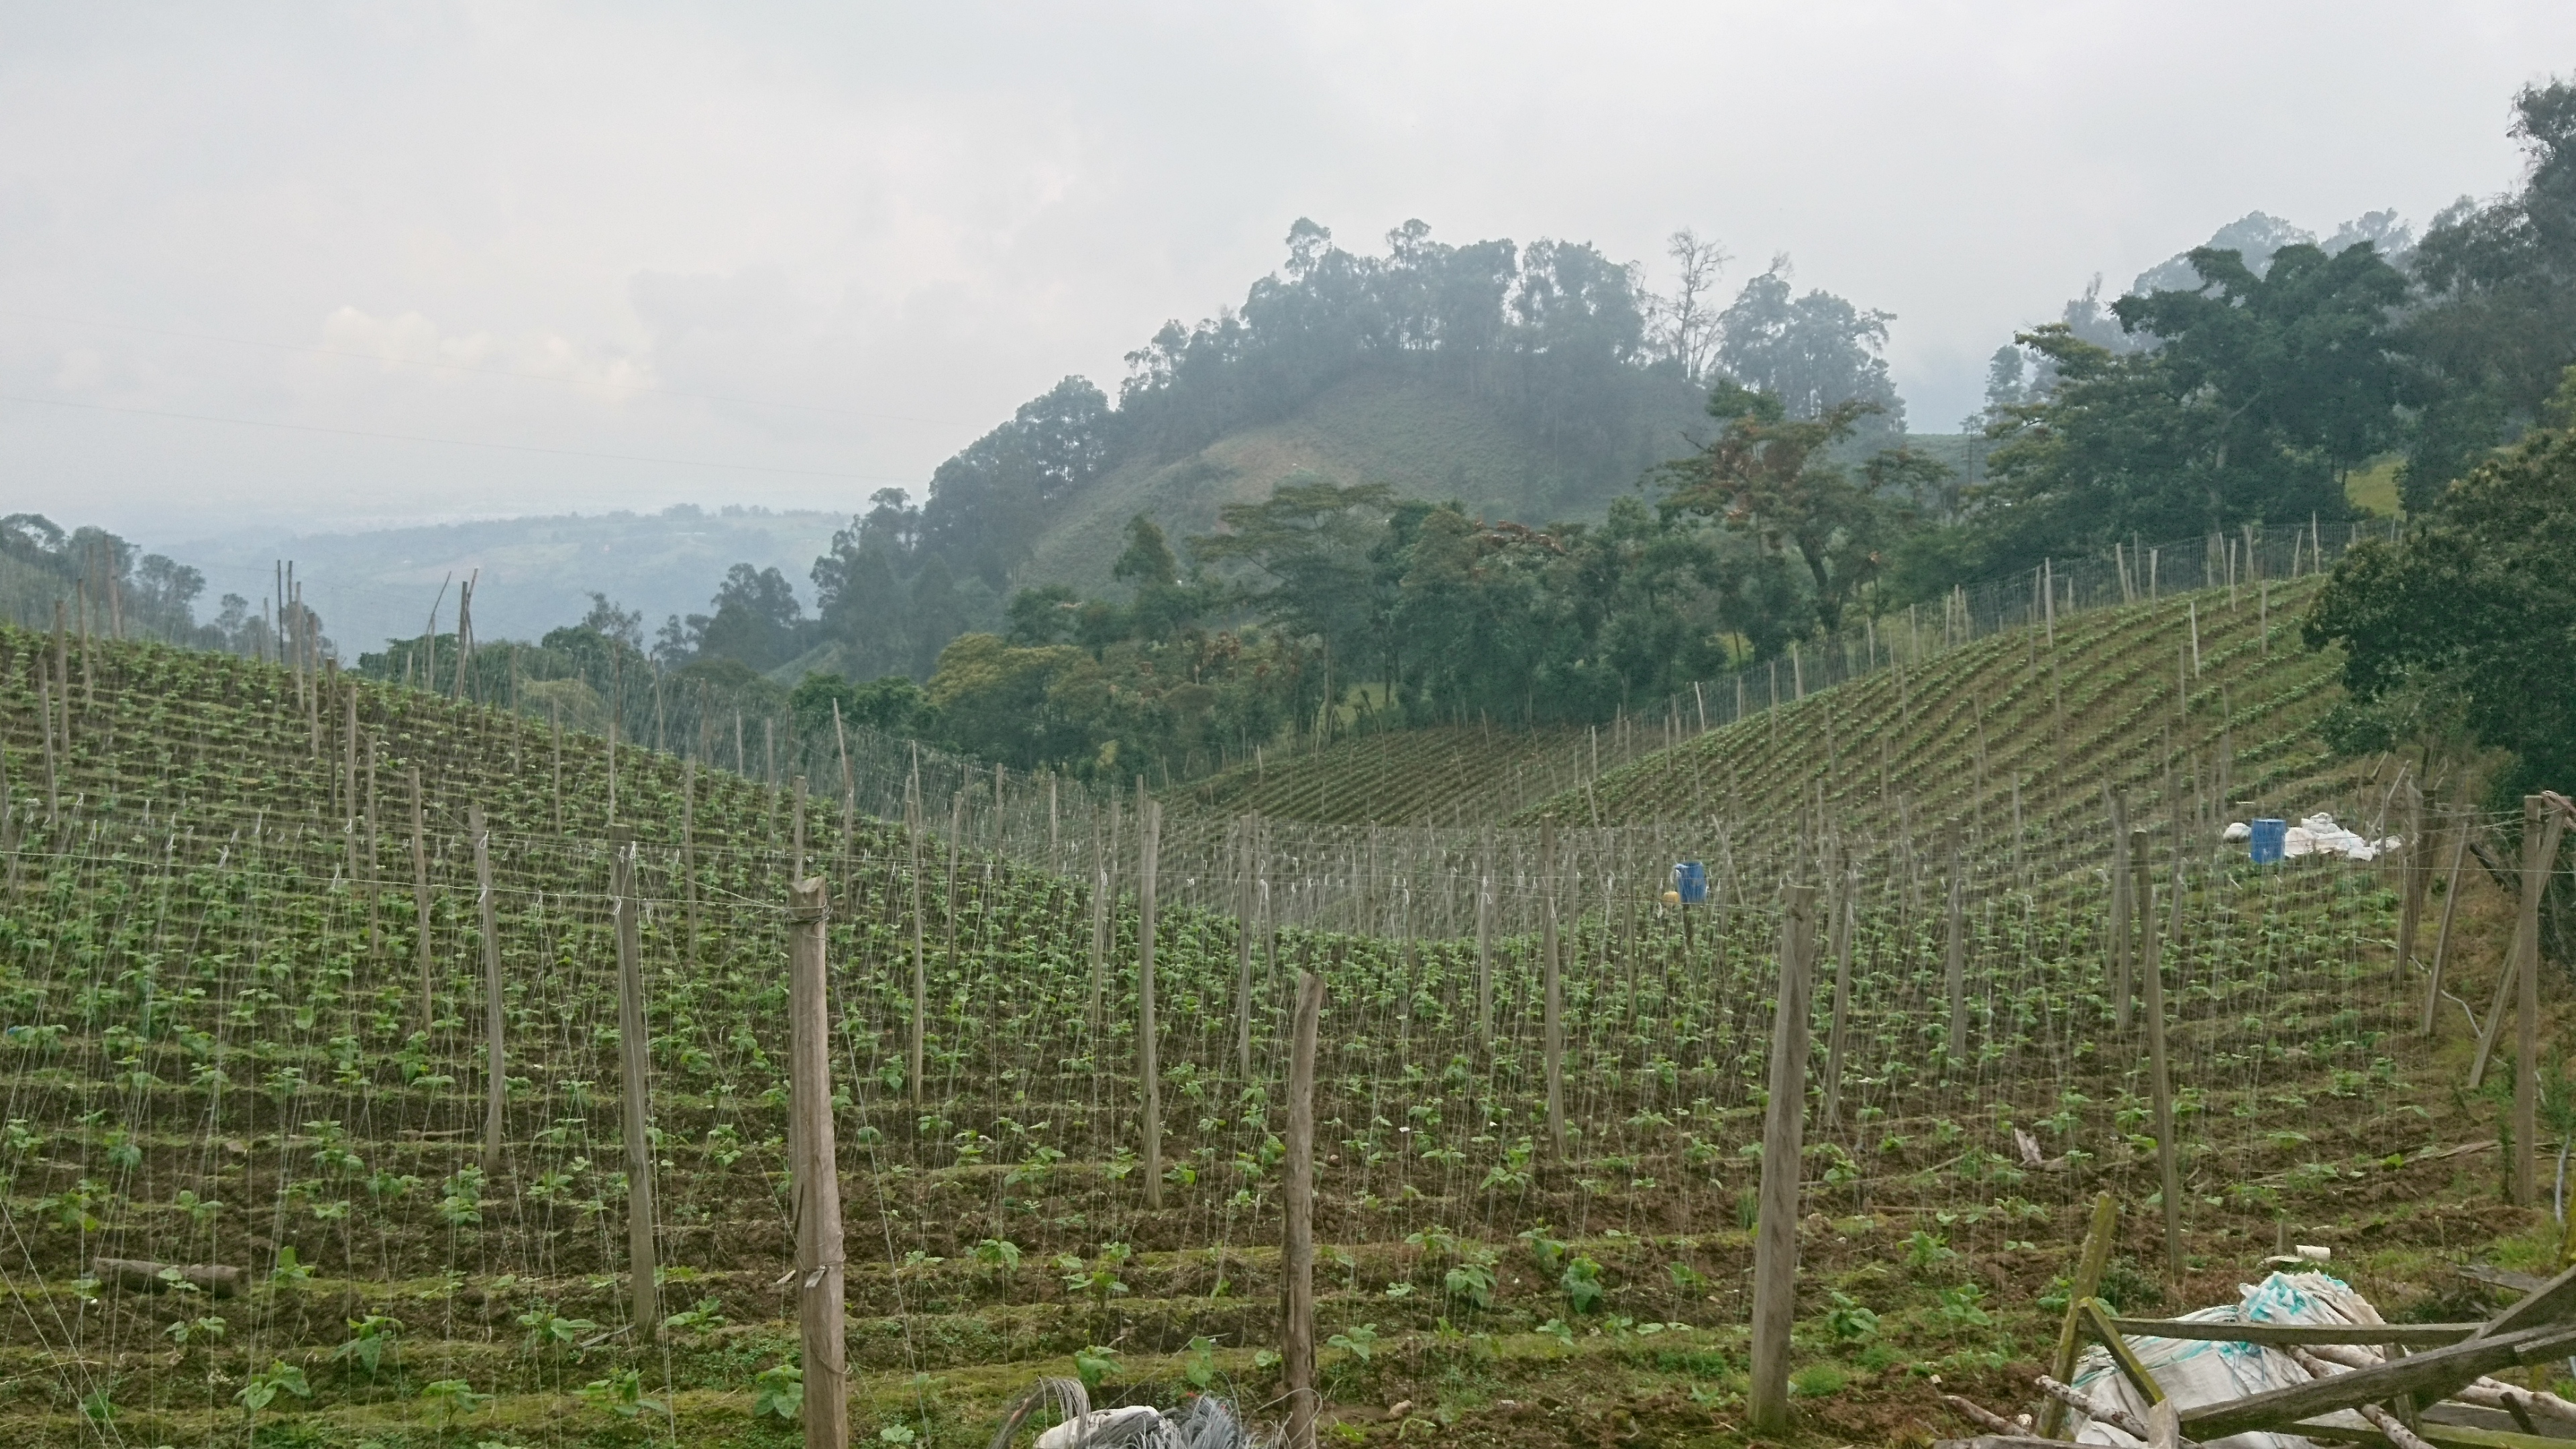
[2249, 818, 2288, 865]
[1672, 861, 1709, 905]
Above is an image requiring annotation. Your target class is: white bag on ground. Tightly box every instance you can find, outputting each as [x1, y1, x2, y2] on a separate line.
[2068, 1272, 2382, 1449]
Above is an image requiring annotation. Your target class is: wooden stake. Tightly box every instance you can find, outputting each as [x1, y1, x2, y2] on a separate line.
[2516, 798, 2566, 1207]
[410, 767, 435, 1033]
[611, 830, 657, 1335]
[472, 805, 506, 1177]
[2109, 790, 2134, 1031]
[2144, 832, 2184, 1283]
[1475, 830, 1494, 1040]
[2036, 1193, 2122, 1437]
[2396, 780, 2427, 975]
[787, 874, 847, 1448]
[1748, 882, 1819, 1435]
[2422, 818, 2470, 1036]
[906, 788, 926, 1106]
[1281, 969, 1326, 1449]
[1139, 797, 1163, 1210]
[1234, 814, 1256, 1079]
[1944, 822, 1968, 1062]
[680, 758, 700, 963]
[1821, 857, 1856, 1124]
[1541, 817, 1566, 1159]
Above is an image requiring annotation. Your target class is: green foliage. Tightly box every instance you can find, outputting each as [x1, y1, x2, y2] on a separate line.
[1327, 1322, 1380, 1362]
[1073, 1344, 1121, 1390]
[235, 1360, 311, 1413]
[751, 1362, 802, 1421]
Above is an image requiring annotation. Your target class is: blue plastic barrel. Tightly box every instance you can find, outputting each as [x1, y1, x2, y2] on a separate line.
[1673, 861, 1709, 905]
[2249, 818, 2287, 865]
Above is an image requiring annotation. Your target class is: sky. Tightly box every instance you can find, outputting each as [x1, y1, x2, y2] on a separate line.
[3, 1, 2572, 559]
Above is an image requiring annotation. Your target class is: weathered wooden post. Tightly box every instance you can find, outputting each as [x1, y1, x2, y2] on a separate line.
[2515, 796, 2567, 1206]
[1282, 967, 1326, 1449]
[1943, 821, 1967, 1061]
[680, 757, 700, 962]
[1139, 797, 1163, 1210]
[2143, 829, 2183, 1283]
[2036, 1193, 2122, 1437]
[906, 786, 926, 1107]
[1475, 830, 1495, 1040]
[410, 766, 435, 1033]
[1541, 816, 1566, 1159]
[471, 805, 506, 1177]
[787, 875, 847, 1448]
[2422, 815, 2469, 1036]
[2395, 780, 2427, 975]
[1234, 813, 1256, 1079]
[611, 829, 657, 1335]
[1821, 853, 1856, 1124]
[1748, 883, 1819, 1435]
[2108, 787, 2134, 1030]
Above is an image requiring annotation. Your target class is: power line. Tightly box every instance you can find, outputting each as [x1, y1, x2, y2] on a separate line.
[0, 390, 923, 484]
[0, 309, 983, 426]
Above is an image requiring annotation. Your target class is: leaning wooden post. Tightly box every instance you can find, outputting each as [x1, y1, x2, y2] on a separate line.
[787, 875, 848, 1448]
[2422, 816, 2469, 1035]
[2035, 1193, 2121, 1437]
[610, 829, 657, 1334]
[1139, 797, 1164, 1210]
[1943, 820, 1967, 1062]
[2514, 796, 2567, 1207]
[2142, 833, 2184, 1284]
[1540, 816, 1566, 1159]
[470, 805, 506, 1177]
[1748, 882, 1819, 1436]
[410, 766, 436, 1033]
[1281, 968, 1327, 1449]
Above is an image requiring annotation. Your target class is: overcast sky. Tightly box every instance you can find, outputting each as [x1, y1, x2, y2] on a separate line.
[5, 2, 2571, 553]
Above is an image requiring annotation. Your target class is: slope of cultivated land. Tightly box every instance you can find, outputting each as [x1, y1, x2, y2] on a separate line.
[1180, 724, 1598, 826]
[0, 623, 2552, 1449]
[1517, 576, 2369, 837]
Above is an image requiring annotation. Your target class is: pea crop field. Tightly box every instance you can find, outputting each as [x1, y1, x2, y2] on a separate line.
[0, 574, 2555, 1449]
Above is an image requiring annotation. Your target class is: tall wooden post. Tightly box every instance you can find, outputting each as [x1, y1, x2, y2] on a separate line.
[788, 875, 847, 1448]
[611, 830, 657, 1334]
[1139, 798, 1163, 1210]
[1748, 883, 1819, 1435]
[2422, 819, 2471, 1035]
[471, 805, 506, 1177]
[549, 700, 564, 835]
[2395, 780, 2427, 975]
[792, 775, 808, 882]
[36, 670, 58, 824]
[1281, 969, 1326, 1449]
[1943, 822, 1967, 1061]
[2142, 835, 2183, 1283]
[1540, 818, 1566, 1159]
[1475, 831, 1494, 1040]
[906, 786, 926, 1107]
[2108, 788, 2134, 1030]
[680, 758, 700, 963]
[1821, 857, 1856, 1124]
[2515, 797, 2567, 1206]
[410, 767, 435, 1033]
[1234, 814, 1256, 1079]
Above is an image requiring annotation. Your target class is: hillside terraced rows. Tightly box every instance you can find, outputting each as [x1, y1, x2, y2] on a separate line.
[0, 619, 2540, 1449]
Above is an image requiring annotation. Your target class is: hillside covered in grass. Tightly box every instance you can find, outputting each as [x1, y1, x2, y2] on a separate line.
[0, 621, 2552, 1449]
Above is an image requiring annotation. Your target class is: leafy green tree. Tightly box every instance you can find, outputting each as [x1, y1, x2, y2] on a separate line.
[2401, 76, 2576, 510]
[2304, 371, 2576, 806]
[1654, 380, 1892, 635]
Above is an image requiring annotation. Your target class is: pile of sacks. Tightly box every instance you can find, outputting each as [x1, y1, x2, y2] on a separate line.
[2220, 812, 2402, 862]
